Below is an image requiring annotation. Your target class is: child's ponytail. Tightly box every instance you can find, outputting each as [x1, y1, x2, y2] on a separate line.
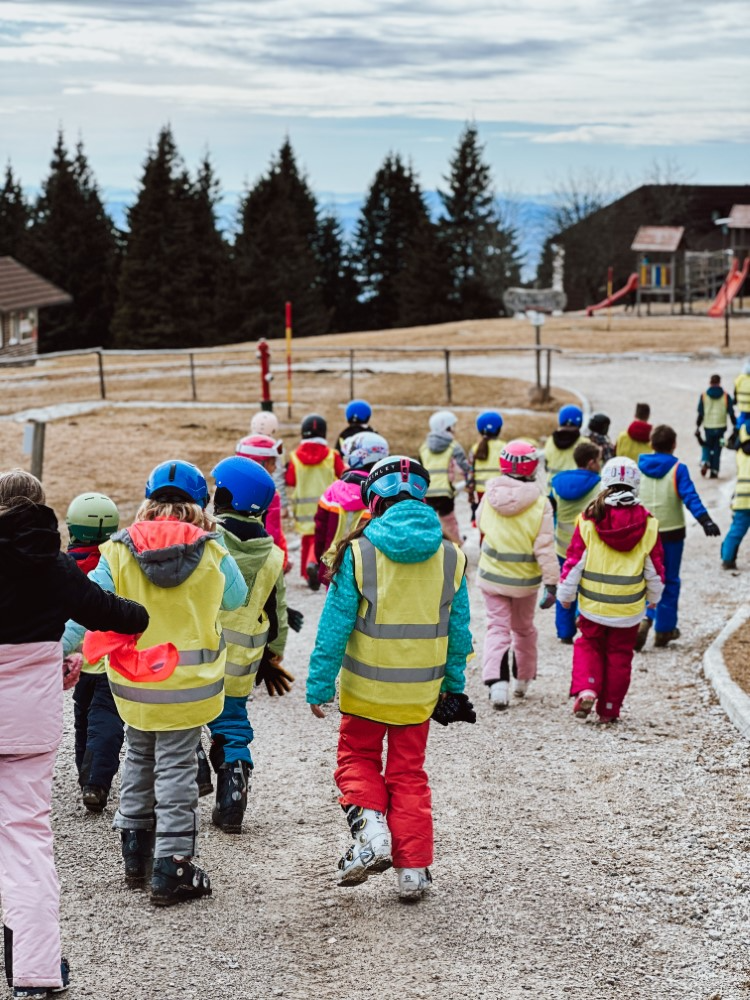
[474, 434, 490, 463]
[326, 519, 370, 585]
[584, 484, 637, 522]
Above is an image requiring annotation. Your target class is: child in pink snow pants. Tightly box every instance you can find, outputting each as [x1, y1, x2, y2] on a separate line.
[0, 470, 147, 997]
[477, 442, 559, 710]
[558, 457, 665, 723]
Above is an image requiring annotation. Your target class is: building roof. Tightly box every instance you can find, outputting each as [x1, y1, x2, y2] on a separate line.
[0, 256, 72, 312]
[631, 226, 685, 253]
[728, 205, 750, 229]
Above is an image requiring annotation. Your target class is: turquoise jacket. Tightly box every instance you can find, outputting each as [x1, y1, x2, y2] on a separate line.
[306, 499, 473, 707]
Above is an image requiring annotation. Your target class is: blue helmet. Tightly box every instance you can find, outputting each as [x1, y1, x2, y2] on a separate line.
[145, 460, 209, 508]
[211, 456, 276, 515]
[361, 455, 430, 509]
[558, 405, 583, 428]
[476, 410, 503, 436]
[345, 399, 372, 424]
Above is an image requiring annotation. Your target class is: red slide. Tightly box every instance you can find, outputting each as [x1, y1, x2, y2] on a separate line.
[708, 257, 749, 318]
[586, 273, 639, 316]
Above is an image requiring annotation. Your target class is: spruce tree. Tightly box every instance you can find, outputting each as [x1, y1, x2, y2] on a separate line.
[0, 163, 30, 258]
[315, 214, 362, 332]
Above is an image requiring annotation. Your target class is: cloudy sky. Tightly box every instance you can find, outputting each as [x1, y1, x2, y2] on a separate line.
[1, 0, 749, 203]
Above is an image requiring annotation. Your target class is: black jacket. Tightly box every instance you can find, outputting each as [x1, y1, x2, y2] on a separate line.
[0, 502, 149, 644]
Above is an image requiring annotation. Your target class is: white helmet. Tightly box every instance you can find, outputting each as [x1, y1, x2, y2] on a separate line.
[250, 411, 279, 437]
[429, 410, 457, 435]
[346, 432, 389, 470]
[601, 457, 641, 493]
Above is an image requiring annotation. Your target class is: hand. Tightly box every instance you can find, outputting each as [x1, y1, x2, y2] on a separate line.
[310, 704, 326, 718]
[560, 600, 572, 610]
[62, 653, 83, 691]
[538, 585, 557, 610]
[701, 518, 721, 537]
[647, 603, 658, 610]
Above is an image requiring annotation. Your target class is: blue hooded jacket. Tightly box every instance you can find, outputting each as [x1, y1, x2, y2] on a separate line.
[638, 453, 708, 524]
[306, 499, 473, 706]
[550, 468, 601, 502]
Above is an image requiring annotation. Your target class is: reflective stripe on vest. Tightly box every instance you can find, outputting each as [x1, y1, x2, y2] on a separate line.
[577, 516, 657, 619]
[736, 374, 750, 412]
[109, 678, 224, 705]
[639, 465, 684, 532]
[290, 450, 336, 535]
[340, 535, 466, 725]
[477, 495, 545, 589]
[553, 485, 601, 559]
[733, 434, 750, 510]
[472, 439, 506, 491]
[702, 391, 728, 430]
[419, 441, 459, 498]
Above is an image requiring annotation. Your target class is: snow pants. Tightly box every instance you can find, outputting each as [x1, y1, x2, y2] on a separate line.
[555, 555, 577, 640]
[73, 672, 125, 791]
[335, 714, 432, 868]
[300, 534, 316, 579]
[207, 695, 254, 766]
[701, 428, 724, 475]
[721, 509, 750, 565]
[481, 590, 538, 683]
[646, 537, 683, 633]
[570, 617, 640, 720]
[114, 725, 201, 859]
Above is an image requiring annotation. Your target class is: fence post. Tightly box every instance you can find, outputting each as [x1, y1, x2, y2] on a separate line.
[544, 350, 552, 402]
[349, 349, 355, 400]
[189, 353, 198, 401]
[23, 420, 46, 480]
[444, 349, 452, 403]
[97, 351, 106, 400]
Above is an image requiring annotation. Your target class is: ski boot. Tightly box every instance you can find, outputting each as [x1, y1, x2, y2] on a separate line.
[81, 784, 108, 813]
[120, 829, 155, 887]
[211, 760, 250, 834]
[397, 867, 433, 902]
[337, 805, 392, 886]
[150, 856, 212, 907]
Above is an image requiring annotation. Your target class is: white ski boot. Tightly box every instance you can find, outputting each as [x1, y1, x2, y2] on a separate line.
[397, 867, 433, 902]
[337, 805, 392, 886]
[488, 680, 509, 709]
[514, 679, 530, 699]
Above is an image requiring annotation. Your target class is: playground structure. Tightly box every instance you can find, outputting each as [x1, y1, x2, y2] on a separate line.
[631, 226, 684, 316]
[586, 273, 638, 317]
[707, 257, 750, 318]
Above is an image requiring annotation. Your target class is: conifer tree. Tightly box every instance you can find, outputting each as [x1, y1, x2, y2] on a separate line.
[0, 163, 30, 258]
[315, 214, 362, 332]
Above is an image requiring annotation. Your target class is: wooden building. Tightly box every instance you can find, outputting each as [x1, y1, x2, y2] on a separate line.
[631, 226, 684, 315]
[0, 257, 72, 361]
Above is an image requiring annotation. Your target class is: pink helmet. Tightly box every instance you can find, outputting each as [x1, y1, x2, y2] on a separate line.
[250, 411, 279, 437]
[499, 440, 540, 479]
[236, 434, 280, 462]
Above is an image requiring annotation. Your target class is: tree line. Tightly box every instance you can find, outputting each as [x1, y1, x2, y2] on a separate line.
[0, 124, 523, 352]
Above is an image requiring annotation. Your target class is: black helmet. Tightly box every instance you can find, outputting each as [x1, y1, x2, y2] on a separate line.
[588, 412, 611, 435]
[301, 413, 327, 439]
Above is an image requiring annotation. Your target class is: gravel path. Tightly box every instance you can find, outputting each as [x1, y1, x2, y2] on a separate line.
[50, 351, 750, 1000]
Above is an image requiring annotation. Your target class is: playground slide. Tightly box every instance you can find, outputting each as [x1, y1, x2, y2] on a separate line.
[585, 273, 639, 317]
[708, 257, 749, 318]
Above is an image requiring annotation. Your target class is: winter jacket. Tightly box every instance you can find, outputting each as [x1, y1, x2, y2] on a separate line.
[558, 504, 665, 627]
[550, 468, 602, 559]
[475, 476, 559, 597]
[615, 421, 653, 461]
[306, 499, 473, 707]
[264, 491, 289, 570]
[419, 430, 474, 496]
[587, 432, 615, 464]
[0, 503, 148, 645]
[697, 385, 735, 429]
[314, 471, 370, 572]
[638, 452, 709, 542]
[337, 422, 377, 455]
[285, 440, 346, 488]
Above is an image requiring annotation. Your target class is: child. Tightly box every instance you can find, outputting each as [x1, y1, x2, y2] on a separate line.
[720, 425, 750, 569]
[419, 410, 474, 544]
[63, 460, 247, 906]
[636, 425, 721, 649]
[586, 413, 615, 463]
[558, 458, 665, 723]
[209, 457, 290, 833]
[615, 403, 652, 461]
[543, 405, 589, 476]
[250, 411, 288, 511]
[477, 441, 559, 709]
[733, 359, 750, 431]
[307, 456, 473, 901]
[236, 433, 290, 571]
[336, 399, 377, 455]
[696, 374, 735, 478]
[285, 413, 345, 588]
[65, 491, 124, 813]
[314, 432, 389, 584]
[470, 410, 506, 518]
[549, 442, 602, 644]
[1, 469, 147, 998]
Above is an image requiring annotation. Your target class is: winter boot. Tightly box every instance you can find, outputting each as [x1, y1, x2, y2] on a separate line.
[150, 856, 212, 906]
[634, 617, 652, 652]
[488, 680, 509, 709]
[653, 628, 680, 648]
[306, 561, 321, 591]
[120, 829, 155, 887]
[573, 690, 597, 719]
[196, 738, 213, 797]
[337, 805, 392, 886]
[397, 867, 433, 902]
[514, 679, 530, 698]
[82, 784, 108, 813]
[722, 559, 738, 570]
[211, 761, 250, 834]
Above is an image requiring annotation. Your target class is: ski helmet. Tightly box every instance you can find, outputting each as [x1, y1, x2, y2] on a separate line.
[361, 455, 430, 512]
[66, 492, 119, 543]
[587, 412, 611, 435]
[250, 411, 279, 437]
[301, 413, 327, 439]
[145, 460, 210, 508]
[345, 399, 372, 424]
[211, 456, 276, 515]
[476, 410, 503, 436]
[236, 434, 280, 462]
[429, 410, 458, 435]
[601, 456, 641, 493]
[499, 441, 540, 480]
[558, 405, 583, 428]
[346, 432, 389, 470]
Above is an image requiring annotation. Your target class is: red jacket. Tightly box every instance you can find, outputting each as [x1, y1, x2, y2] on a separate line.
[285, 442, 345, 487]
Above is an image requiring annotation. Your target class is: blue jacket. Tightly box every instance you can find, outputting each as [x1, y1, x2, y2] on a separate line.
[638, 453, 708, 523]
[306, 499, 473, 706]
[550, 468, 601, 503]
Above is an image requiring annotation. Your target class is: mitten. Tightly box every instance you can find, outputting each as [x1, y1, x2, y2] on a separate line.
[538, 585, 557, 610]
[287, 607, 304, 633]
[255, 651, 295, 696]
[62, 653, 83, 690]
[699, 514, 721, 537]
[431, 692, 477, 726]
[694, 428, 706, 447]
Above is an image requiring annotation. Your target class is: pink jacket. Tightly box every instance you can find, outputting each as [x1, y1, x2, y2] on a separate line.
[314, 474, 369, 567]
[264, 491, 289, 570]
[0, 641, 63, 754]
[477, 476, 559, 597]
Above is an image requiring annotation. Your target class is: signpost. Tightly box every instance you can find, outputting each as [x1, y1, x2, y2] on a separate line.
[285, 301, 293, 419]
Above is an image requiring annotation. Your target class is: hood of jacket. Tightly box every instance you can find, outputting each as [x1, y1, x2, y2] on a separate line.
[425, 430, 454, 454]
[551, 469, 601, 501]
[0, 503, 60, 568]
[627, 419, 652, 443]
[68, 542, 102, 576]
[216, 513, 269, 543]
[705, 385, 725, 399]
[112, 519, 220, 589]
[293, 441, 331, 465]
[584, 504, 651, 552]
[552, 428, 581, 450]
[217, 515, 275, 571]
[363, 499, 444, 564]
[638, 453, 678, 480]
[484, 475, 542, 516]
[322, 474, 366, 512]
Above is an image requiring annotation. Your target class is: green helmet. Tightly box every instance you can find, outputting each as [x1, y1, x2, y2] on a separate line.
[66, 492, 119, 543]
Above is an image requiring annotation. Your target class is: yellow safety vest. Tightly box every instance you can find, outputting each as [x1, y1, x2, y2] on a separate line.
[419, 440, 461, 499]
[102, 536, 227, 731]
[472, 439, 507, 493]
[701, 391, 729, 430]
[341, 536, 466, 725]
[553, 484, 601, 560]
[290, 450, 336, 535]
[219, 531, 284, 699]
[733, 426, 750, 511]
[735, 374, 750, 412]
[321, 507, 371, 568]
[639, 465, 684, 532]
[615, 431, 652, 462]
[578, 516, 658, 619]
[543, 436, 590, 476]
[477, 495, 545, 590]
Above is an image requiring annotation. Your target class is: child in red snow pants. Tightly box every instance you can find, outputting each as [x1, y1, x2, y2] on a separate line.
[334, 714, 432, 868]
[570, 618, 640, 720]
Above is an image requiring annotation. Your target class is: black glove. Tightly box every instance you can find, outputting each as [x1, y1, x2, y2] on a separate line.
[470, 501, 479, 522]
[287, 607, 304, 632]
[699, 514, 721, 537]
[255, 650, 295, 696]
[431, 692, 477, 727]
[694, 428, 706, 447]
